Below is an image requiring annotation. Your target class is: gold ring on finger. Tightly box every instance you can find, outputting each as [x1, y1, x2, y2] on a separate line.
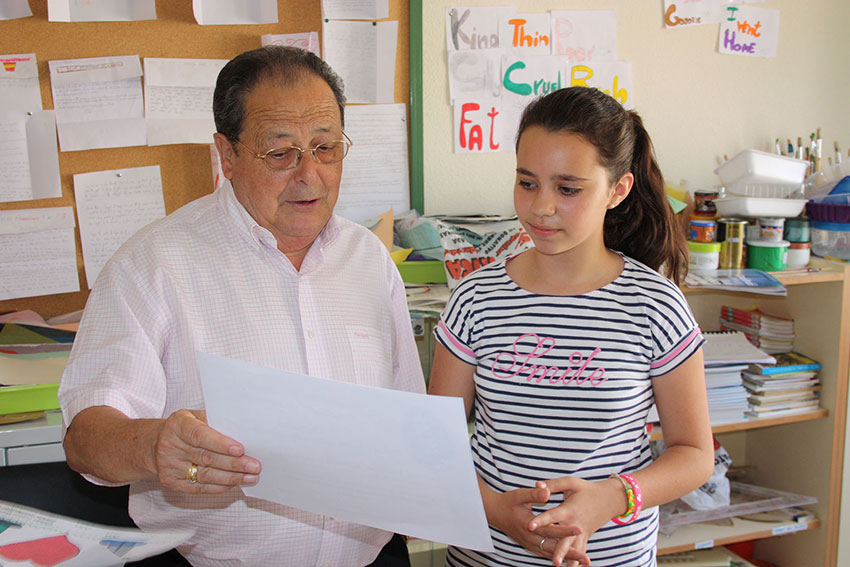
[187, 463, 199, 484]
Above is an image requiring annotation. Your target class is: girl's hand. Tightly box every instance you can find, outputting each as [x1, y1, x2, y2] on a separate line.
[485, 481, 590, 565]
[529, 476, 628, 567]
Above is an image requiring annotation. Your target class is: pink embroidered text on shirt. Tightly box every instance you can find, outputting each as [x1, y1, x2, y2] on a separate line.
[490, 333, 607, 386]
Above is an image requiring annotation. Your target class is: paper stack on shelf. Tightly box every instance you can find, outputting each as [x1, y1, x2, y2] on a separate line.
[743, 352, 822, 419]
[719, 305, 794, 354]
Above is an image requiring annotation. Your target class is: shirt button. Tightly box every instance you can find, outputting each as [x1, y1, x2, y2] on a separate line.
[308, 331, 316, 339]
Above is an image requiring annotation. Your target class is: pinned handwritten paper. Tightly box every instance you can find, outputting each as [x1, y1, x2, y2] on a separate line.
[498, 12, 551, 54]
[0, 0, 31, 20]
[143, 58, 227, 146]
[73, 166, 165, 287]
[663, 0, 727, 28]
[47, 0, 156, 22]
[322, 20, 398, 104]
[454, 98, 503, 154]
[0, 53, 41, 112]
[0, 207, 79, 301]
[192, 0, 277, 25]
[336, 104, 410, 223]
[48, 55, 145, 151]
[445, 6, 516, 52]
[321, 0, 388, 21]
[719, 5, 780, 58]
[261, 32, 320, 56]
[0, 110, 62, 202]
[550, 11, 617, 62]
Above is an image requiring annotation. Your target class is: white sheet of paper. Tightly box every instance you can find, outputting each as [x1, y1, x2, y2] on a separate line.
[336, 103, 410, 223]
[322, 19, 397, 104]
[0, 0, 32, 20]
[144, 58, 226, 146]
[0, 110, 62, 202]
[0, 206, 79, 301]
[198, 351, 494, 552]
[192, 0, 277, 25]
[73, 165, 165, 287]
[261, 32, 320, 56]
[48, 55, 145, 151]
[0, 501, 193, 566]
[47, 0, 156, 22]
[0, 53, 42, 112]
[498, 12, 551, 54]
[321, 0, 388, 20]
[663, 0, 728, 28]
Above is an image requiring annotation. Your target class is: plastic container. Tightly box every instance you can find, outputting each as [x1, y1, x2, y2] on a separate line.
[747, 239, 789, 271]
[786, 241, 811, 269]
[811, 221, 850, 260]
[759, 217, 785, 241]
[688, 217, 716, 242]
[715, 149, 810, 186]
[688, 241, 720, 271]
[785, 218, 811, 242]
[714, 197, 807, 219]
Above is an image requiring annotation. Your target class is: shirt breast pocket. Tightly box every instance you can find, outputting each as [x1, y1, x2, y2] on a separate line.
[346, 325, 393, 388]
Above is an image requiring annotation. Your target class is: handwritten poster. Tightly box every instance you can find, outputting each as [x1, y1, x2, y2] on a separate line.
[0, 110, 62, 202]
[73, 165, 166, 287]
[550, 10, 617, 62]
[446, 6, 516, 52]
[719, 5, 780, 58]
[447, 8, 633, 154]
[663, 0, 727, 28]
[322, 20, 398, 104]
[0, 53, 41, 112]
[498, 12, 551, 54]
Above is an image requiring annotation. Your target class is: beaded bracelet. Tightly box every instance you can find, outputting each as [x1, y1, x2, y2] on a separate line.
[610, 472, 643, 525]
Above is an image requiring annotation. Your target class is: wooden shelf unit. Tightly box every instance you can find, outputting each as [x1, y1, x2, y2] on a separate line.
[677, 258, 850, 567]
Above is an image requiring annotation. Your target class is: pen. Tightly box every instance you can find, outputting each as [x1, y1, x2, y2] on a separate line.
[775, 138, 782, 155]
[787, 138, 793, 157]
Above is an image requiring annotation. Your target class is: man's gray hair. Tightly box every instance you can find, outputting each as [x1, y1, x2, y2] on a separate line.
[213, 45, 346, 146]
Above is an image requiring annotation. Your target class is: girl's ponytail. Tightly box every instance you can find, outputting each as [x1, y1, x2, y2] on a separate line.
[604, 113, 688, 283]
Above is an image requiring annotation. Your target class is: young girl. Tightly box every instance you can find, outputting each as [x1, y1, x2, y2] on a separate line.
[429, 87, 714, 567]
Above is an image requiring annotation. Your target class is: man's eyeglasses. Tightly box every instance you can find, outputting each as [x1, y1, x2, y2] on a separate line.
[235, 132, 352, 171]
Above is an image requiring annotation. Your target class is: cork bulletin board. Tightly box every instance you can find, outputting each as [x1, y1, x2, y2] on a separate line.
[0, 0, 410, 318]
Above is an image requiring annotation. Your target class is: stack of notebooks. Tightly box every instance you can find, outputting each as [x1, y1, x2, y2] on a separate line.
[718, 305, 794, 354]
[702, 331, 776, 425]
[742, 352, 822, 419]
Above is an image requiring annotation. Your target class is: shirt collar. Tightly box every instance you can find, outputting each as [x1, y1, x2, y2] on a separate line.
[216, 181, 341, 266]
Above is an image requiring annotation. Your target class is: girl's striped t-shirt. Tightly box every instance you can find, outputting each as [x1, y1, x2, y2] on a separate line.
[434, 254, 703, 567]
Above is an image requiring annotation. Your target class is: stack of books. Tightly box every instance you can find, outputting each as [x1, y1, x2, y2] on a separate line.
[742, 352, 822, 419]
[701, 331, 776, 426]
[719, 305, 794, 354]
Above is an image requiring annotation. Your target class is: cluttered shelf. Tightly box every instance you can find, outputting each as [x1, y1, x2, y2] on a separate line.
[681, 257, 845, 296]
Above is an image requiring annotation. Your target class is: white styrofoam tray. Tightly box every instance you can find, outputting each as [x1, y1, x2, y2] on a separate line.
[714, 197, 807, 218]
[715, 150, 809, 186]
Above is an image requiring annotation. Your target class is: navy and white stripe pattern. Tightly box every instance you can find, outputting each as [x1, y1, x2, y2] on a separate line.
[434, 255, 703, 567]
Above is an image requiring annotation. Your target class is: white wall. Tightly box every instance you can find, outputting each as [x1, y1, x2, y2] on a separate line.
[421, 0, 850, 216]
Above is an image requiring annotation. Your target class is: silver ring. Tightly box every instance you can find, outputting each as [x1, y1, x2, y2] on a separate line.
[539, 537, 547, 551]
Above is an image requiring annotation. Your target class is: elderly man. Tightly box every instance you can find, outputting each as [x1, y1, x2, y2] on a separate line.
[58, 46, 425, 567]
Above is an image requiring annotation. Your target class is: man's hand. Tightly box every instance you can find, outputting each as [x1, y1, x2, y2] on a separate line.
[153, 409, 261, 494]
